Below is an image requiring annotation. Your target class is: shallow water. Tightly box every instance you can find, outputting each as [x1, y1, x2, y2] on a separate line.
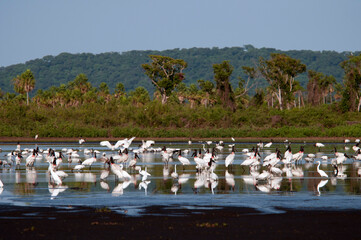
[1, 140, 361, 215]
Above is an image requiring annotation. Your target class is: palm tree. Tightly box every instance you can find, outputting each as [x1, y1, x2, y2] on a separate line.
[12, 69, 36, 105]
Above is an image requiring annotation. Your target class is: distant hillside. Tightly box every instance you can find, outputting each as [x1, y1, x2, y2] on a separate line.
[0, 46, 357, 95]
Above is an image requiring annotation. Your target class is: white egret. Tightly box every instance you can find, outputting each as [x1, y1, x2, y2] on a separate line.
[316, 161, 328, 178]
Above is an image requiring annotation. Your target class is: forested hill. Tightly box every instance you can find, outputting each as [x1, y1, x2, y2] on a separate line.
[0, 45, 357, 95]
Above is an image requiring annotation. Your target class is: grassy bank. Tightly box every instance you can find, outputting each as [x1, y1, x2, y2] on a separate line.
[1, 101, 361, 138]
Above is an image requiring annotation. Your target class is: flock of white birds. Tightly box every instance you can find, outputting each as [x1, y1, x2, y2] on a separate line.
[1, 137, 361, 196]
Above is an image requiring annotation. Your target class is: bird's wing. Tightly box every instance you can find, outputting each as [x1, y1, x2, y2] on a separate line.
[146, 140, 155, 148]
[114, 140, 127, 149]
[100, 141, 113, 149]
[125, 137, 136, 147]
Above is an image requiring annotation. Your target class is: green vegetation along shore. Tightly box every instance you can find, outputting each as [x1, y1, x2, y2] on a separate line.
[1, 101, 361, 139]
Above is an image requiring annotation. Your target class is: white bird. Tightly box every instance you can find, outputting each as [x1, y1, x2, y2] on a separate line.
[315, 143, 325, 151]
[283, 146, 292, 164]
[225, 146, 235, 168]
[79, 139, 85, 145]
[25, 151, 37, 168]
[307, 153, 316, 158]
[100, 140, 125, 151]
[192, 150, 207, 169]
[108, 157, 123, 179]
[122, 137, 136, 149]
[333, 153, 350, 165]
[243, 148, 261, 166]
[353, 149, 361, 161]
[353, 143, 360, 152]
[0, 178, 3, 188]
[119, 164, 131, 180]
[128, 153, 140, 169]
[82, 152, 97, 170]
[292, 146, 304, 163]
[270, 166, 283, 176]
[141, 140, 155, 150]
[73, 164, 85, 172]
[177, 150, 190, 168]
[115, 149, 129, 163]
[49, 165, 62, 185]
[257, 170, 271, 180]
[264, 140, 273, 148]
[316, 161, 328, 178]
[231, 137, 235, 142]
[139, 167, 151, 181]
[315, 142, 325, 148]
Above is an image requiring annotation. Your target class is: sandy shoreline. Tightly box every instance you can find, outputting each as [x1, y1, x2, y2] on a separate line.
[1, 205, 361, 239]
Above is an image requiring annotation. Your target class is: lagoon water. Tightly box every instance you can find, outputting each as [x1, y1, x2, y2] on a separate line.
[1, 140, 361, 215]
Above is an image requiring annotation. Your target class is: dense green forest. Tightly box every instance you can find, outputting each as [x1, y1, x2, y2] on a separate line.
[0, 45, 358, 95]
[1, 46, 361, 139]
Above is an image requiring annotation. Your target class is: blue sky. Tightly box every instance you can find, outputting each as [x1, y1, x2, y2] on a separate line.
[1, 0, 360, 67]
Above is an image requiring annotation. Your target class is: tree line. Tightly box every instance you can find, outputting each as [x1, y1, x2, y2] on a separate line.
[2, 52, 360, 112]
[0, 46, 358, 97]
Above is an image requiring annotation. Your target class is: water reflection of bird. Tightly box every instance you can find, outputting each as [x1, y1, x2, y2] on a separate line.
[112, 183, 124, 196]
[139, 181, 151, 195]
[171, 165, 178, 179]
[163, 165, 169, 181]
[171, 184, 179, 195]
[316, 179, 328, 196]
[100, 181, 110, 191]
[225, 170, 235, 191]
[49, 184, 68, 199]
[178, 173, 190, 185]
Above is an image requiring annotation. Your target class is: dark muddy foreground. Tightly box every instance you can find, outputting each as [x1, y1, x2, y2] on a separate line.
[1, 205, 360, 240]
